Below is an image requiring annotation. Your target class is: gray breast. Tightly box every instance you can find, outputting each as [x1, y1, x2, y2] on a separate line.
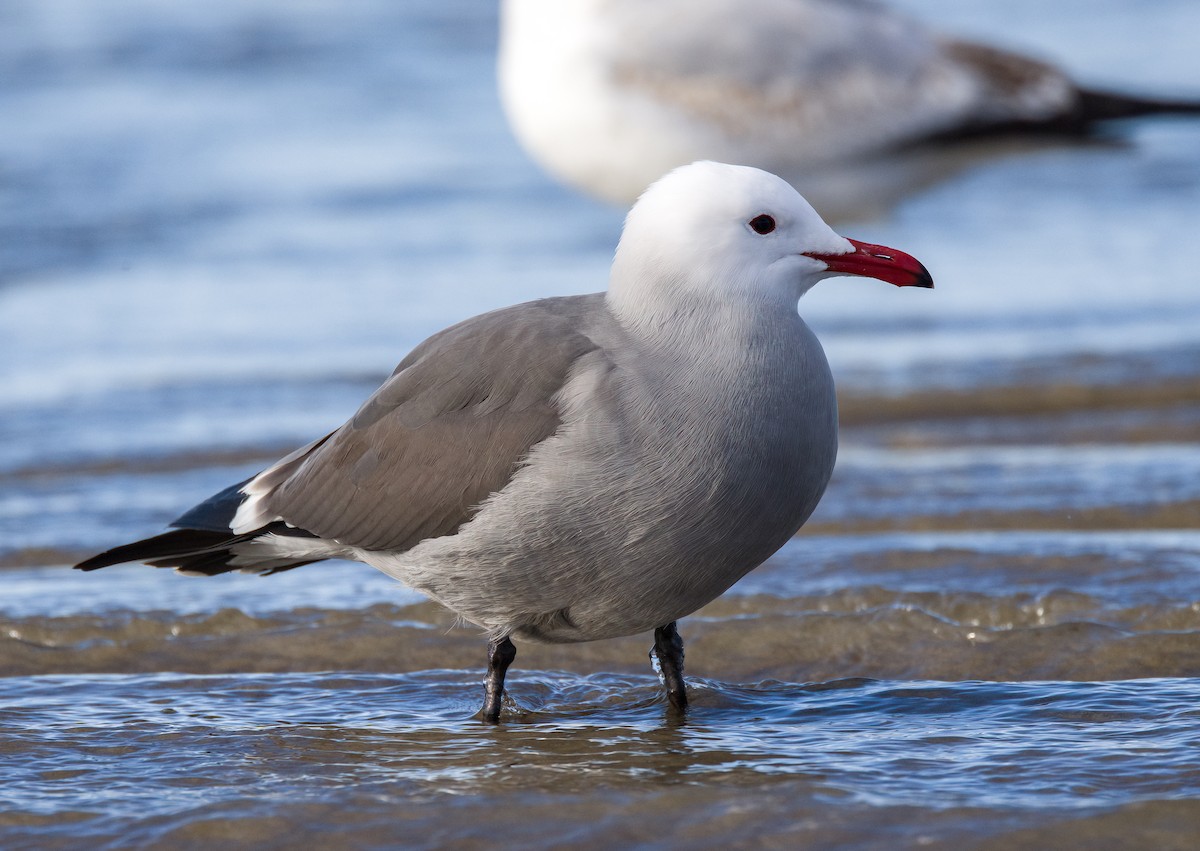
[383, 307, 839, 644]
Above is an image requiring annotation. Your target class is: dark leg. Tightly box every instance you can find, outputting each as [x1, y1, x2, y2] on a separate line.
[651, 621, 687, 712]
[479, 636, 517, 724]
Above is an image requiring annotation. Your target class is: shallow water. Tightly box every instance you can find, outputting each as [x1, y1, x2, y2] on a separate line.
[6, 673, 1200, 849]
[3, 0, 1200, 847]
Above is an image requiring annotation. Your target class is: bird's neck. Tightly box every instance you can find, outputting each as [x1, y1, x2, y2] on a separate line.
[605, 290, 814, 386]
[609, 284, 787, 343]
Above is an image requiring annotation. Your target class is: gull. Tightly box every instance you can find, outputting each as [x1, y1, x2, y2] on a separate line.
[500, 0, 1200, 214]
[76, 161, 933, 722]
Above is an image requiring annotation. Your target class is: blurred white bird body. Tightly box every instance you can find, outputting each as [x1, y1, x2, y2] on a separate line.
[500, 0, 1199, 212]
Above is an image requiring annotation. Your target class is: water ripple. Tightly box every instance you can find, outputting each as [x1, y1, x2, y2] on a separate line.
[4, 673, 1200, 827]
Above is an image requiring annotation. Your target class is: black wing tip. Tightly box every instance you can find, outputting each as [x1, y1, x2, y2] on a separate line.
[73, 523, 322, 575]
[74, 553, 121, 571]
[1076, 88, 1200, 123]
[75, 478, 255, 571]
[917, 89, 1200, 151]
[72, 528, 235, 572]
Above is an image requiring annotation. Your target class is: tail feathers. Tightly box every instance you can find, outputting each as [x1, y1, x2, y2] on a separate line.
[75, 522, 320, 576]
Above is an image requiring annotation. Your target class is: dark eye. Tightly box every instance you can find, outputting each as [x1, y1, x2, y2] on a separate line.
[749, 214, 776, 235]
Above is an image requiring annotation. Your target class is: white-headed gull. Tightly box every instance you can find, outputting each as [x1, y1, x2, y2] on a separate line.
[77, 161, 933, 721]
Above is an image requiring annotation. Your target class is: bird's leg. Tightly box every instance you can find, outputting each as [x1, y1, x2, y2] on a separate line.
[651, 621, 687, 712]
[479, 636, 517, 724]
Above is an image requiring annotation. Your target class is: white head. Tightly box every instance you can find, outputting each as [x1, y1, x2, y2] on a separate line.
[607, 161, 931, 330]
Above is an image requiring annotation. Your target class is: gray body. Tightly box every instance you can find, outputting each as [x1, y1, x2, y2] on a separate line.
[243, 292, 836, 643]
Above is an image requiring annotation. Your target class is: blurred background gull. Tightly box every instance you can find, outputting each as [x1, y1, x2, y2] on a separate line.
[2, 1, 1200, 848]
[499, 0, 1200, 218]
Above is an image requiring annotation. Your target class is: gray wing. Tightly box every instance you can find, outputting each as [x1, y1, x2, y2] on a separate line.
[251, 294, 604, 551]
[605, 0, 1074, 155]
